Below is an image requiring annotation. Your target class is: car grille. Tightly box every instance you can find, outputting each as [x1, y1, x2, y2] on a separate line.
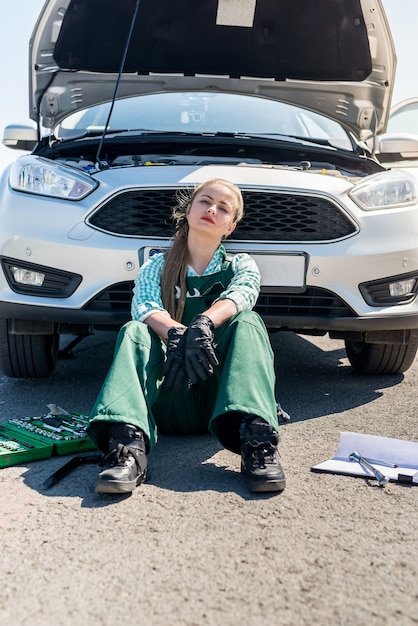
[256, 288, 356, 318]
[87, 189, 357, 242]
[84, 282, 355, 320]
[84, 282, 134, 314]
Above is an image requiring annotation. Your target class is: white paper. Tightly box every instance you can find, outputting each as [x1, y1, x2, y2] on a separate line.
[216, 0, 256, 27]
[312, 431, 418, 484]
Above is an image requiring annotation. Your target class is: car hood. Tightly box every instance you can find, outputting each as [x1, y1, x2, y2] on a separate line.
[29, 0, 395, 140]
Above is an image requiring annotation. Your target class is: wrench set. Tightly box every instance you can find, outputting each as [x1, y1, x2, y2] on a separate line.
[0, 410, 95, 468]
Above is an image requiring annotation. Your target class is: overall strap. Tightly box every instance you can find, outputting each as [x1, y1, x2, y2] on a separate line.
[181, 259, 235, 325]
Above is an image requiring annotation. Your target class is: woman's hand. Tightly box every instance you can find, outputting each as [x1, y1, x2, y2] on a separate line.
[184, 315, 219, 385]
[162, 326, 189, 391]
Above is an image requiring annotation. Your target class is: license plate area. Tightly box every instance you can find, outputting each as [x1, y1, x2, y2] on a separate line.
[250, 252, 307, 292]
[140, 248, 307, 293]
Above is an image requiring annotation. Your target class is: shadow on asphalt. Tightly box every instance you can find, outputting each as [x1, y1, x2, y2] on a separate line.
[270, 331, 403, 423]
[8, 330, 405, 506]
[20, 433, 285, 506]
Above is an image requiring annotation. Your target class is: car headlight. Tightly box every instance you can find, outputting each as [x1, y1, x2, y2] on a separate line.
[9, 155, 98, 200]
[349, 170, 417, 210]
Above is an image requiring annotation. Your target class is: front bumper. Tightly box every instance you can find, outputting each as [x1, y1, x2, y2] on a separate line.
[2, 288, 418, 342]
[2, 166, 418, 342]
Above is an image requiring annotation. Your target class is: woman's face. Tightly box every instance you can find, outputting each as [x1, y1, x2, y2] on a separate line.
[186, 183, 238, 240]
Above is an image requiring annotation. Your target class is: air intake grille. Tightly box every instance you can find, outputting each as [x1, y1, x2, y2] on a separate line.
[84, 282, 355, 320]
[256, 287, 356, 318]
[88, 189, 357, 242]
[84, 282, 134, 314]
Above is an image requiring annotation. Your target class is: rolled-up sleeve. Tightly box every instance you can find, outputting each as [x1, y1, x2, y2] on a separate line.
[215, 253, 260, 311]
[131, 253, 169, 322]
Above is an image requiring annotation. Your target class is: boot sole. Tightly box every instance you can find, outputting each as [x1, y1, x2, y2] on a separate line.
[241, 462, 286, 492]
[246, 477, 286, 493]
[95, 470, 147, 494]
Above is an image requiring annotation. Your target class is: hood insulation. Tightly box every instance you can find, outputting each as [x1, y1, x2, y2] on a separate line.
[53, 0, 372, 82]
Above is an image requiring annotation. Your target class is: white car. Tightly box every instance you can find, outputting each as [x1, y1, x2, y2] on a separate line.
[1, 0, 418, 378]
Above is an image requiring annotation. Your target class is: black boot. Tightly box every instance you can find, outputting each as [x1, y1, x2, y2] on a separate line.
[240, 417, 286, 493]
[95, 423, 148, 494]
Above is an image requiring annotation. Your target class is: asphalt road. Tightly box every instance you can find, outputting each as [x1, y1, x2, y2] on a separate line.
[0, 330, 417, 626]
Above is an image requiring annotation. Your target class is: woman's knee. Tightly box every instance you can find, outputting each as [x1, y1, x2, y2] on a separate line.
[121, 320, 158, 346]
[234, 310, 261, 322]
[229, 310, 267, 332]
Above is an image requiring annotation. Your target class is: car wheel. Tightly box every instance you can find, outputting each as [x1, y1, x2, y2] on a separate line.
[0, 319, 59, 378]
[345, 338, 418, 375]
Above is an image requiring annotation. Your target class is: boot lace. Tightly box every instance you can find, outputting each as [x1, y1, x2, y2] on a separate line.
[100, 443, 143, 469]
[245, 441, 278, 469]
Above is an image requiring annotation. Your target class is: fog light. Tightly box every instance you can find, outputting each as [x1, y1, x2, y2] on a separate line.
[11, 266, 45, 286]
[389, 278, 416, 297]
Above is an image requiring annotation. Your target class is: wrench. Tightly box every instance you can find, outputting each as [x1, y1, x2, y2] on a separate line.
[348, 451, 390, 486]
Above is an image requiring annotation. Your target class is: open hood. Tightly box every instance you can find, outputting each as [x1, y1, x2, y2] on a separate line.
[29, 0, 396, 139]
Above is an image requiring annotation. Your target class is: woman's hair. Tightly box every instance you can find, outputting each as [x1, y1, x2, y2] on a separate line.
[161, 178, 244, 321]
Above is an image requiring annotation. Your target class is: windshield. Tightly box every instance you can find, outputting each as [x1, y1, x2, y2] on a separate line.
[57, 92, 352, 150]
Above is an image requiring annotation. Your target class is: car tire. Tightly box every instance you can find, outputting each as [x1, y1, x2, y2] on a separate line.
[345, 338, 418, 375]
[0, 319, 59, 378]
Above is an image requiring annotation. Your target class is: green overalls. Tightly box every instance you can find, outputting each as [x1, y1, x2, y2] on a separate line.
[87, 262, 279, 455]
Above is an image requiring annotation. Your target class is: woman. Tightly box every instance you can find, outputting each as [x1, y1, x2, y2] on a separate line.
[87, 178, 286, 494]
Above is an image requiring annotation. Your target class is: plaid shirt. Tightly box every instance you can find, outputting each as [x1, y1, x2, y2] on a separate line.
[131, 245, 260, 322]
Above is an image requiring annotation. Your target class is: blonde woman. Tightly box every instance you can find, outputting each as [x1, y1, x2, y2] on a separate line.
[88, 178, 286, 495]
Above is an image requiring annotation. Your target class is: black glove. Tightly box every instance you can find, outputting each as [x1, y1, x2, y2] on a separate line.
[162, 326, 188, 391]
[184, 315, 219, 386]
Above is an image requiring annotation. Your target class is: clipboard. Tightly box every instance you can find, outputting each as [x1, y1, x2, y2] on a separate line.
[311, 431, 418, 485]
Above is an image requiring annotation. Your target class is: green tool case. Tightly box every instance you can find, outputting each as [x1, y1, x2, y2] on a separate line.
[0, 409, 96, 468]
